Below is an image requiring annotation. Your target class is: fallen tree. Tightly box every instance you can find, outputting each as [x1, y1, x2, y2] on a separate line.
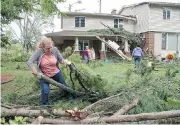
[27, 110, 180, 124]
[1, 107, 67, 117]
[2, 104, 180, 124]
[40, 74, 85, 96]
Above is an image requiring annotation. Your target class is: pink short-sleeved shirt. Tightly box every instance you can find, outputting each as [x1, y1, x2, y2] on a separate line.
[40, 55, 60, 77]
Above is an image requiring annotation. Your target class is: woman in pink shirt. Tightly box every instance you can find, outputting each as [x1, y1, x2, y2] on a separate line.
[27, 36, 72, 106]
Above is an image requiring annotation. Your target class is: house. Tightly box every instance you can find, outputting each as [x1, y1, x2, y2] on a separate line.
[118, 2, 180, 58]
[45, 11, 136, 59]
[46, 2, 180, 59]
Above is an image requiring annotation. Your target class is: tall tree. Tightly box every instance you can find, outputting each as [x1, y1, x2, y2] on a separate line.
[1, 0, 64, 51]
[10, 12, 54, 52]
[1, 0, 64, 24]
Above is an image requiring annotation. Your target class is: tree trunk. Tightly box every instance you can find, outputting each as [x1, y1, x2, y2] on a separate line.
[2, 107, 180, 124]
[1, 107, 68, 117]
[41, 74, 87, 96]
[25, 110, 180, 124]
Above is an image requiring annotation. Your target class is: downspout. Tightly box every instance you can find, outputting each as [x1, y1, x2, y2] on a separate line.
[176, 34, 179, 59]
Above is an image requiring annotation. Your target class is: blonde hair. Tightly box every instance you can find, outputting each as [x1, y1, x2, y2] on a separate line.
[40, 36, 53, 48]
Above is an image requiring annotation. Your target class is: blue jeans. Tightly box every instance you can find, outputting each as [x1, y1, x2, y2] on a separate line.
[84, 55, 89, 64]
[134, 56, 141, 68]
[40, 71, 70, 105]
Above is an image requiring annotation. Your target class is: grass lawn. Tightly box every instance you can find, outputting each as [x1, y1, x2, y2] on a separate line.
[1, 60, 180, 111]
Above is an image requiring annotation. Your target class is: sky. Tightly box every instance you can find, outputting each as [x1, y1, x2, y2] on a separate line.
[58, 0, 180, 13]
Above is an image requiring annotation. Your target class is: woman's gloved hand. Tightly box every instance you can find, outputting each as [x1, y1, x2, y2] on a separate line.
[63, 59, 72, 67]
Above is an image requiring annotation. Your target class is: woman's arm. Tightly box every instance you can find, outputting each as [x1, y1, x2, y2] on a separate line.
[27, 49, 41, 74]
[55, 47, 64, 63]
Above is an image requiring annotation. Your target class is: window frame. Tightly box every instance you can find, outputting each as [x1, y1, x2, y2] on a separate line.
[78, 40, 89, 51]
[163, 8, 171, 20]
[114, 18, 123, 28]
[75, 16, 85, 27]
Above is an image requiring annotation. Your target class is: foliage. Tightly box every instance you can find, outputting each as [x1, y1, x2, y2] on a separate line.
[106, 52, 122, 63]
[1, 0, 64, 24]
[1, 35, 11, 48]
[61, 53, 107, 96]
[62, 46, 73, 58]
[166, 98, 180, 108]
[1, 43, 31, 62]
[87, 60, 104, 68]
[1, 47, 180, 124]
[165, 68, 179, 78]
[9, 116, 27, 125]
[86, 28, 143, 51]
[1, 116, 27, 124]
[10, 11, 55, 53]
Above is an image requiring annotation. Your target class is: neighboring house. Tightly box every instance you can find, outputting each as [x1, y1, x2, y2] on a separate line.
[45, 11, 136, 59]
[118, 2, 180, 58]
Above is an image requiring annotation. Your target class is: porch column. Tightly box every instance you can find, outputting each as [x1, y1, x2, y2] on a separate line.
[74, 36, 80, 54]
[75, 36, 79, 51]
[124, 39, 129, 52]
[101, 41, 106, 51]
[100, 38, 106, 60]
[124, 39, 131, 57]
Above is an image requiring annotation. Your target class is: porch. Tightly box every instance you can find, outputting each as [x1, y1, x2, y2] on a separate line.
[45, 30, 130, 60]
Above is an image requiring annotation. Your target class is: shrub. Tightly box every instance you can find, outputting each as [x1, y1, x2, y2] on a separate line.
[1, 43, 31, 62]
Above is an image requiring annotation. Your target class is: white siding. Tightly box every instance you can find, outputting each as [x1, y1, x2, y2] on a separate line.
[123, 19, 135, 32]
[154, 32, 180, 58]
[63, 16, 114, 30]
[154, 32, 162, 56]
[62, 15, 134, 32]
[149, 5, 180, 32]
[120, 4, 150, 33]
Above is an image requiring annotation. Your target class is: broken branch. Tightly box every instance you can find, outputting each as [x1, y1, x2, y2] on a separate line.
[110, 98, 139, 117]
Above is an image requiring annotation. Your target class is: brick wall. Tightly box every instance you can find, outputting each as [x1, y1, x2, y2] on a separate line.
[144, 32, 154, 54]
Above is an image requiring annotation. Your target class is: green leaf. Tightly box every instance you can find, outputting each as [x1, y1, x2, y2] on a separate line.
[166, 98, 180, 108]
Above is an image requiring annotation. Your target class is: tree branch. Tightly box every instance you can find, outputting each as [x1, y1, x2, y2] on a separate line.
[110, 98, 139, 117]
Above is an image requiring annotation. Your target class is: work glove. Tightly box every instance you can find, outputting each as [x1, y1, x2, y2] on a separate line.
[63, 59, 72, 67]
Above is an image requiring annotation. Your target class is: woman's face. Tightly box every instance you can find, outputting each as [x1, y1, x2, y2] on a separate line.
[43, 42, 52, 55]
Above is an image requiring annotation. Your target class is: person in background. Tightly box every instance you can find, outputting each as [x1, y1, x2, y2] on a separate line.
[132, 44, 143, 68]
[84, 46, 90, 64]
[90, 47, 96, 60]
[27, 36, 72, 106]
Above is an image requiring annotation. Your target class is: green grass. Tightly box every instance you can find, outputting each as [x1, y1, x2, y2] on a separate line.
[1, 60, 180, 113]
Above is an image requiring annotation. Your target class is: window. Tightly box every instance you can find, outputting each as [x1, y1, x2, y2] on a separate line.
[78, 40, 89, 50]
[162, 33, 179, 50]
[114, 19, 123, 28]
[168, 33, 178, 50]
[163, 8, 171, 19]
[75, 17, 85, 27]
[162, 33, 167, 49]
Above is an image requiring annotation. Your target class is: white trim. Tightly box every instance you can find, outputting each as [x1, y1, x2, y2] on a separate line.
[166, 33, 168, 50]
[74, 16, 86, 27]
[114, 18, 124, 28]
[163, 7, 171, 20]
